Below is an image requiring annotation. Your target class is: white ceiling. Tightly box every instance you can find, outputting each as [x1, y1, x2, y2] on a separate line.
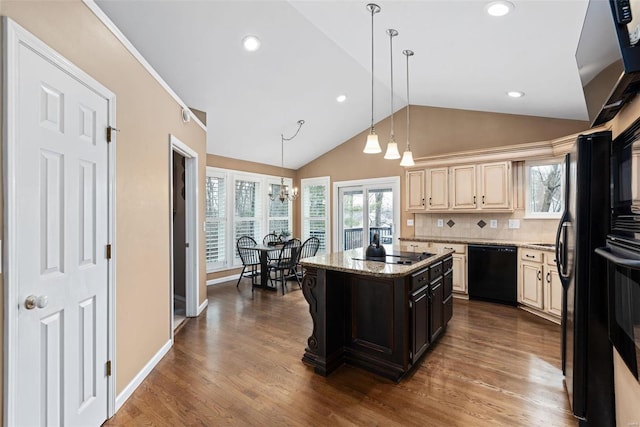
[95, 0, 595, 169]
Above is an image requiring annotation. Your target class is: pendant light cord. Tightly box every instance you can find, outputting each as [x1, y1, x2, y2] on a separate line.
[389, 31, 395, 141]
[370, 6, 375, 131]
[280, 119, 305, 182]
[405, 52, 410, 150]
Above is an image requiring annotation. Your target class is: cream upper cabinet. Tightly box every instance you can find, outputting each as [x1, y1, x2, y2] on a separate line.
[480, 162, 511, 209]
[451, 165, 477, 209]
[426, 167, 449, 210]
[406, 169, 426, 211]
[404, 161, 512, 212]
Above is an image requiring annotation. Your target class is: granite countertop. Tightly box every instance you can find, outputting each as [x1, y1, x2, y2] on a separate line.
[299, 246, 454, 278]
[399, 236, 556, 251]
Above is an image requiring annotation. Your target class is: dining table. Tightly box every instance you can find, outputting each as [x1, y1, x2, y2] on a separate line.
[238, 243, 284, 291]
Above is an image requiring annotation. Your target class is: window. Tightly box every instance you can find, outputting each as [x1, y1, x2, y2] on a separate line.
[233, 175, 262, 265]
[267, 179, 291, 237]
[525, 159, 564, 218]
[301, 177, 330, 254]
[205, 170, 226, 270]
[205, 167, 293, 272]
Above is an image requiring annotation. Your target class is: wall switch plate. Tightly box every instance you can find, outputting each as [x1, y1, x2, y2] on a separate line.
[407, 218, 414, 227]
[437, 219, 444, 228]
[508, 219, 520, 229]
[490, 220, 498, 228]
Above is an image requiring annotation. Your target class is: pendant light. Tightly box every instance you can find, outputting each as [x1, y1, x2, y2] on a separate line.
[363, 3, 382, 154]
[269, 120, 304, 203]
[384, 29, 401, 160]
[400, 49, 415, 167]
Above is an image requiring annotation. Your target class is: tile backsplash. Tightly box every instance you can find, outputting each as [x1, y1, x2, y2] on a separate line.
[414, 211, 559, 243]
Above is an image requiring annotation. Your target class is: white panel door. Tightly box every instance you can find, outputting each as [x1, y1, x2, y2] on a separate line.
[15, 42, 109, 426]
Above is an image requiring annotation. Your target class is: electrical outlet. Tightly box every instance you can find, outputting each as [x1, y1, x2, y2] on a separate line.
[508, 219, 520, 229]
[490, 220, 498, 228]
[437, 219, 444, 228]
[407, 219, 414, 227]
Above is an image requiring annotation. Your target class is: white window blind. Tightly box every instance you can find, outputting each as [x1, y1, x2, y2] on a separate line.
[301, 177, 330, 254]
[206, 167, 293, 273]
[234, 176, 262, 265]
[205, 171, 226, 270]
[267, 179, 291, 238]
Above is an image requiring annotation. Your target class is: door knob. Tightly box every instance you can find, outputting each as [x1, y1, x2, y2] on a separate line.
[24, 295, 48, 310]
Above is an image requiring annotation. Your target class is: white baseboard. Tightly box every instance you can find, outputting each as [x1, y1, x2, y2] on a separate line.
[197, 299, 208, 315]
[206, 274, 239, 286]
[114, 339, 172, 412]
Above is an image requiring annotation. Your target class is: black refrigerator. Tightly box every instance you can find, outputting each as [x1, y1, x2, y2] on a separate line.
[555, 131, 615, 426]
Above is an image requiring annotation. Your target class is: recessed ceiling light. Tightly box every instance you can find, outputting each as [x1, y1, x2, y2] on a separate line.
[486, 1, 514, 17]
[336, 94, 347, 103]
[242, 35, 261, 52]
[507, 91, 525, 98]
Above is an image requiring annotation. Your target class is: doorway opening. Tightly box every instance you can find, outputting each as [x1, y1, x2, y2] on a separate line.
[169, 135, 199, 337]
[333, 177, 400, 252]
[172, 151, 188, 330]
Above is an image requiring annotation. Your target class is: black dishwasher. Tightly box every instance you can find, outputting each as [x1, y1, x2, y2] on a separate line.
[467, 244, 517, 305]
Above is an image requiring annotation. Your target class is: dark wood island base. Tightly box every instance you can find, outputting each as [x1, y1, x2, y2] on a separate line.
[300, 249, 454, 382]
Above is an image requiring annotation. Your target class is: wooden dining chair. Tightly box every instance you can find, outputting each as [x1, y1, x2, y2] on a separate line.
[268, 238, 301, 294]
[295, 237, 320, 281]
[236, 236, 260, 289]
[263, 232, 280, 261]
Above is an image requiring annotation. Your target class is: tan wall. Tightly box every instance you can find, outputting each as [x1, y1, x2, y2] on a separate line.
[206, 154, 296, 282]
[0, 0, 208, 405]
[298, 106, 589, 245]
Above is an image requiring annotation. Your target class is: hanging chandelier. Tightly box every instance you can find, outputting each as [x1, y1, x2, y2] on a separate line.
[269, 119, 305, 203]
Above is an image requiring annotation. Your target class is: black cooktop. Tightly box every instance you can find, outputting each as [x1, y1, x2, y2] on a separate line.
[353, 251, 434, 265]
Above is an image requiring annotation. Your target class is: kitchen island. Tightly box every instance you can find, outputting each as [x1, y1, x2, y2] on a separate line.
[299, 247, 454, 381]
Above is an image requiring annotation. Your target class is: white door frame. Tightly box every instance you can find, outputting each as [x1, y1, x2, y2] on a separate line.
[332, 176, 401, 252]
[169, 135, 199, 330]
[2, 17, 117, 423]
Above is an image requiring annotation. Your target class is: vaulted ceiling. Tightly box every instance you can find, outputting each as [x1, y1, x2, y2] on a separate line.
[96, 0, 597, 169]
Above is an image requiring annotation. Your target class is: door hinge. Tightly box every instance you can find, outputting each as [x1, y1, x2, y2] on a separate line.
[106, 360, 112, 377]
[106, 244, 112, 260]
[106, 126, 119, 143]
[185, 242, 190, 248]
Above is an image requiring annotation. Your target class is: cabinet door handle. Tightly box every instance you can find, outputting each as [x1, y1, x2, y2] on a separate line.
[421, 197, 425, 206]
[525, 254, 535, 258]
[482, 195, 485, 204]
[537, 270, 542, 281]
[429, 197, 432, 206]
[473, 196, 476, 204]
[414, 293, 427, 303]
[444, 247, 453, 251]
[546, 271, 551, 283]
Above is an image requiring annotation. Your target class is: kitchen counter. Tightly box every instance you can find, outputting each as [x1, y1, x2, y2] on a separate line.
[299, 246, 454, 278]
[300, 248, 454, 381]
[399, 236, 556, 251]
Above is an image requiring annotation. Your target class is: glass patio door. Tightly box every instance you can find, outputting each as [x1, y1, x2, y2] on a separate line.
[337, 180, 397, 251]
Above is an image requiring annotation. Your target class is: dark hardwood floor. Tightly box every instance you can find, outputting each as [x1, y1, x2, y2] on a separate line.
[105, 279, 577, 426]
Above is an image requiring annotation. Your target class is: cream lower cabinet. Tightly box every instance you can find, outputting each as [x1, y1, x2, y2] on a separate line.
[518, 248, 560, 322]
[544, 251, 562, 317]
